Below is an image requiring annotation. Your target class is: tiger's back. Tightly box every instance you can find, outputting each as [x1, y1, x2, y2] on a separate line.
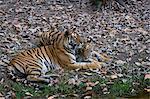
[38, 29, 63, 46]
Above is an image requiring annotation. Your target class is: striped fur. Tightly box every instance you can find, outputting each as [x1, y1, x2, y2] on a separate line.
[8, 30, 102, 83]
[38, 29, 110, 62]
[75, 37, 110, 62]
[75, 37, 93, 62]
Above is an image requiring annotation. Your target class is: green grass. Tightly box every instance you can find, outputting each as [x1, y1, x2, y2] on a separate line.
[1, 72, 148, 98]
[110, 80, 132, 96]
[0, 84, 4, 92]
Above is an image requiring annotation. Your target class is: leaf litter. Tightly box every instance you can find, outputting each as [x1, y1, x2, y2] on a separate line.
[0, 0, 149, 98]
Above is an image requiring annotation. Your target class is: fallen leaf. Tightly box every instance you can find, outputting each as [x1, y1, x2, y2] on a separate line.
[86, 86, 92, 91]
[144, 74, 150, 79]
[48, 94, 59, 99]
[0, 93, 4, 98]
[68, 78, 76, 85]
[84, 96, 91, 99]
[144, 88, 150, 92]
[84, 72, 92, 76]
[86, 81, 99, 87]
[110, 75, 118, 79]
[102, 87, 108, 92]
[25, 92, 33, 96]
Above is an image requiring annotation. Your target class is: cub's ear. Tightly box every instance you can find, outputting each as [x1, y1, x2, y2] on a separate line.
[72, 27, 76, 32]
[64, 29, 70, 37]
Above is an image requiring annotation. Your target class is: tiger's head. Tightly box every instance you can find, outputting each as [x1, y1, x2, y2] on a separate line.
[63, 28, 82, 54]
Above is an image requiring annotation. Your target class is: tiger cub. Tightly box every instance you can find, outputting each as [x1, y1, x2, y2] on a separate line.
[8, 29, 102, 83]
[75, 37, 93, 62]
[75, 37, 110, 62]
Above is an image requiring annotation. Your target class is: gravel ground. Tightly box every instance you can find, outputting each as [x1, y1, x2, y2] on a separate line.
[0, 0, 150, 98]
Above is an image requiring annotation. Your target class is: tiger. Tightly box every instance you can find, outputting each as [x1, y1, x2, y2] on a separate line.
[8, 29, 102, 83]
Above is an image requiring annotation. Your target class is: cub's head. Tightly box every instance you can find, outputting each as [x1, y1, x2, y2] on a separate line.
[75, 36, 94, 62]
[63, 28, 82, 53]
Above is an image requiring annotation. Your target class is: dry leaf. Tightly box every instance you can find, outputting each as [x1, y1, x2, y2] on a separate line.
[86, 86, 92, 91]
[144, 74, 150, 79]
[84, 72, 92, 76]
[144, 88, 150, 92]
[68, 78, 76, 85]
[25, 92, 33, 96]
[84, 96, 91, 99]
[0, 93, 4, 98]
[110, 75, 118, 79]
[48, 94, 59, 99]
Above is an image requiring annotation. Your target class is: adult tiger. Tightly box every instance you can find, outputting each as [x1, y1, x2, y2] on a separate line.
[37, 27, 61, 46]
[8, 29, 102, 83]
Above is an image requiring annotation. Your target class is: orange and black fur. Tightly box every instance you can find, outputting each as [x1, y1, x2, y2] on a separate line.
[38, 28, 110, 62]
[8, 29, 102, 83]
[75, 37, 110, 62]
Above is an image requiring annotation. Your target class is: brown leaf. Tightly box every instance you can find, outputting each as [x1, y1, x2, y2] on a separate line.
[48, 94, 59, 99]
[86, 86, 92, 91]
[25, 92, 33, 96]
[110, 75, 118, 79]
[84, 96, 91, 99]
[86, 81, 99, 87]
[84, 72, 92, 76]
[0, 93, 4, 98]
[68, 78, 76, 85]
[144, 88, 150, 92]
[144, 74, 150, 79]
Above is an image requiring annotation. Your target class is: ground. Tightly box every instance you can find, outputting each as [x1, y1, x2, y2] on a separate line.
[0, 0, 150, 98]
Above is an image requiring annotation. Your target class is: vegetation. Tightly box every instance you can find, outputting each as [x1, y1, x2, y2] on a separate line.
[0, 70, 148, 99]
[91, 0, 127, 10]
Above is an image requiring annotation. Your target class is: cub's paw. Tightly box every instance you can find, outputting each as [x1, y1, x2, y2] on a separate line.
[90, 60, 102, 69]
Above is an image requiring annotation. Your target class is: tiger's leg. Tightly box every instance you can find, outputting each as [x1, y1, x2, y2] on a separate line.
[27, 75, 50, 83]
[40, 74, 59, 79]
[92, 51, 110, 62]
[67, 60, 103, 70]
[27, 70, 51, 83]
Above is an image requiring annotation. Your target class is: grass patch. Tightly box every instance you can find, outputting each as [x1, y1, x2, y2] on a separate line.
[2, 71, 148, 98]
[0, 84, 4, 92]
[110, 80, 132, 96]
